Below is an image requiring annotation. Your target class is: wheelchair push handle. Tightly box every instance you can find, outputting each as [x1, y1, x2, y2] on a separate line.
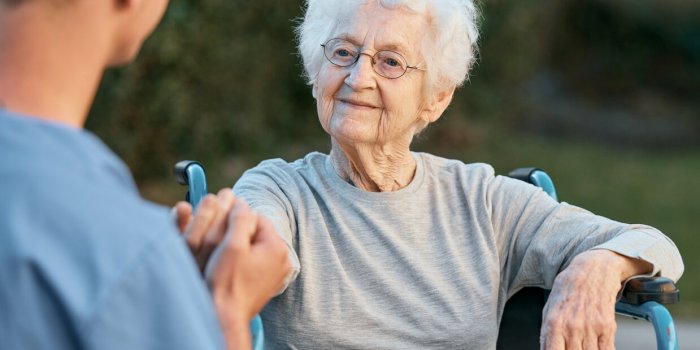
[174, 160, 201, 185]
[174, 160, 207, 208]
[508, 167, 558, 201]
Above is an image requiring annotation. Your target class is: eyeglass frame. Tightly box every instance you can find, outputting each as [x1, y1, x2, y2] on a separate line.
[320, 38, 424, 79]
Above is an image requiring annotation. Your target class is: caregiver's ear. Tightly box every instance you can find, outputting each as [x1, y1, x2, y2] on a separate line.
[114, 0, 134, 9]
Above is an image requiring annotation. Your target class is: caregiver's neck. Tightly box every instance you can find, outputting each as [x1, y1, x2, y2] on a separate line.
[0, 3, 108, 129]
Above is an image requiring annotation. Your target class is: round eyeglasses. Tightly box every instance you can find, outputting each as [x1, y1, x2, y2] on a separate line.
[321, 38, 423, 79]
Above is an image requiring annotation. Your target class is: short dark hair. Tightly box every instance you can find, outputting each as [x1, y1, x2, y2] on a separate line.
[1, 0, 26, 7]
[1, 0, 76, 8]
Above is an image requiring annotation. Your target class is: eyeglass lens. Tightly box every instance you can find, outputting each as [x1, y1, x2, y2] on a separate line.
[323, 38, 410, 79]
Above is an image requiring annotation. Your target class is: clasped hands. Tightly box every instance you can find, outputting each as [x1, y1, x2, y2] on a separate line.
[174, 189, 291, 349]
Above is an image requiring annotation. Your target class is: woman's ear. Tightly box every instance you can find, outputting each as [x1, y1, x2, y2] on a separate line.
[420, 85, 456, 124]
[312, 82, 318, 99]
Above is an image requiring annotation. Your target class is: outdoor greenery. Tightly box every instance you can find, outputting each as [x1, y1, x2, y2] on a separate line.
[87, 0, 700, 317]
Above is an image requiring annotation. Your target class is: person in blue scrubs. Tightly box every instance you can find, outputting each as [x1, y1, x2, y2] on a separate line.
[0, 0, 291, 349]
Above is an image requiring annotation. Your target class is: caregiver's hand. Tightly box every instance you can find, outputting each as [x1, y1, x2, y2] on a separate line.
[174, 192, 291, 349]
[174, 188, 235, 273]
[540, 250, 652, 350]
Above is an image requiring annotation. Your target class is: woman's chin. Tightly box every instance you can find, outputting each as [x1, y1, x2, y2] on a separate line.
[330, 128, 379, 146]
[327, 116, 379, 144]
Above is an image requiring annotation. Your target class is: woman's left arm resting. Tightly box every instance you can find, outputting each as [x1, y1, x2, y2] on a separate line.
[540, 230, 684, 350]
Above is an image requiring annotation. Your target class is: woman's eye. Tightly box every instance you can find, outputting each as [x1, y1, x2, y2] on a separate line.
[336, 49, 351, 57]
[385, 58, 399, 67]
[381, 56, 404, 69]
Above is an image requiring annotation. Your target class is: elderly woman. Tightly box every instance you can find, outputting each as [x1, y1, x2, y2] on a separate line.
[232, 0, 684, 348]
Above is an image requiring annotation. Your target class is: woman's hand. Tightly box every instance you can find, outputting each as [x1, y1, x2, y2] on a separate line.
[540, 250, 652, 350]
[205, 200, 291, 350]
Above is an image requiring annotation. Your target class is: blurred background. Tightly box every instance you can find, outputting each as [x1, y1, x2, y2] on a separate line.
[87, 0, 699, 319]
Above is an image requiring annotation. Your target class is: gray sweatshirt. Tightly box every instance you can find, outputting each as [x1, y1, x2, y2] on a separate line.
[233, 152, 683, 349]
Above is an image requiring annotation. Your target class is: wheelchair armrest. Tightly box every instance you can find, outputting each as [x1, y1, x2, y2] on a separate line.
[619, 276, 680, 306]
[615, 281, 679, 350]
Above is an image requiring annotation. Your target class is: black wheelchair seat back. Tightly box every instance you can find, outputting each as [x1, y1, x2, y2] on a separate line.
[497, 287, 547, 349]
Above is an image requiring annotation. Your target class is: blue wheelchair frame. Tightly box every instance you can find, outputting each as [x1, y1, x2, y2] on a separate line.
[174, 161, 265, 350]
[175, 161, 680, 350]
[505, 167, 680, 350]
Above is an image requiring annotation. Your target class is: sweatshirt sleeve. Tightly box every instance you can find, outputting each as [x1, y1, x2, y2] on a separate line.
[233, 160, 301, 293]
[592, 229, 684, 281]
[488, 174, 684, 297]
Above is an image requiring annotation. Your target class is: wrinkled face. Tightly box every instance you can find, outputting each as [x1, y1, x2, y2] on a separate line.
[313, 2, 430, 147]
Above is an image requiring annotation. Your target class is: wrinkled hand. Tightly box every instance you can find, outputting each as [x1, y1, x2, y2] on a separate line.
[174, 189, 235, 273]
[540, 250, 652, 350]
[205, 200, 291, 349]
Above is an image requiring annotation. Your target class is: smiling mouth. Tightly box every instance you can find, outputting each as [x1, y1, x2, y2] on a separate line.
[339, 99, 379, 109]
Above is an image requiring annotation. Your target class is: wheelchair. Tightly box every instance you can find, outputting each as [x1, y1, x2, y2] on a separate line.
[174, 161, 680, 350]
[498, 168, 680, 350]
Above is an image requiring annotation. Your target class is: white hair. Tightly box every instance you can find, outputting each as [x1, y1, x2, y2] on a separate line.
[296, 0, 480, 96]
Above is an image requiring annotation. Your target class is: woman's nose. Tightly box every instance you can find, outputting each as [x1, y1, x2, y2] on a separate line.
[344, 53, 377, 91]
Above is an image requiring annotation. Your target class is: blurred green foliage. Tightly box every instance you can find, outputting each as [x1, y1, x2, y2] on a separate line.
[89, 0, 318, 181]
[87, 0, 700, 316]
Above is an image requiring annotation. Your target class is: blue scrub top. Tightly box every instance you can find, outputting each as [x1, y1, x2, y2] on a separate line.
[0, 110, 225, 349]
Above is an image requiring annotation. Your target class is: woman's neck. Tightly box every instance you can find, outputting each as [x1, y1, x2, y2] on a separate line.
[329, 139, 417, 192]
